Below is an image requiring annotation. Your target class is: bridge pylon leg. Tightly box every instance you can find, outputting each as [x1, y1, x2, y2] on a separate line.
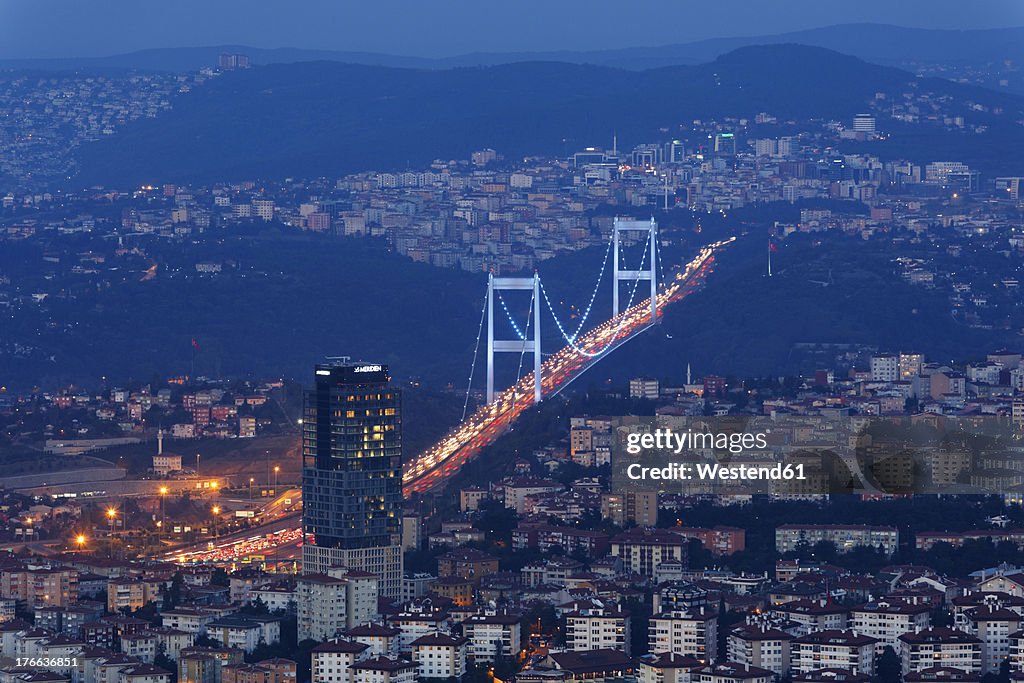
[486, 272, 542, 405]
[613, 216, 658, 322]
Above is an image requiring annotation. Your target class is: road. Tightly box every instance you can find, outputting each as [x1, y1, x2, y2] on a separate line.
[157, 488, 302, 564]
[159, 239, 733, 564]
[402, 238, 734, 494]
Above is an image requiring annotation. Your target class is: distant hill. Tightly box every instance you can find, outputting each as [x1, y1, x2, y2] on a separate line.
[2, 223, 1015, 393]
[5, 24, 1024, 72]
[597, 233, 1018, 384]
[72, 44, 1024, 189]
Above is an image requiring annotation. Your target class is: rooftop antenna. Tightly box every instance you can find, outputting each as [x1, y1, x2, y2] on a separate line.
[612, 132, 617, 157]
[687, 363, 692, 386]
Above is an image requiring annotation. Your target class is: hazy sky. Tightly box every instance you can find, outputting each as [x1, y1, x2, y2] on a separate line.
[1, 0, 1023, 59]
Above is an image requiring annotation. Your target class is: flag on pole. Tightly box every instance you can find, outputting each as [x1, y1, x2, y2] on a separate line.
[191, 338, 200, 350]
[769, 241, 779, 253]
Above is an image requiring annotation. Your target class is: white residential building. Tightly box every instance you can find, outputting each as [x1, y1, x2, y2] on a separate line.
[564, 600, 631, 655]
[727, 624, 793, 676]
[350, 656, 416, 683]
[461, 612, 522, 664]
[298, 574, 349, 642]
[650, 608, 718, 662]
[791, 630, 877, 676]
[312, 639, 370, 683]
[851, 600, 932, 653]
[957, 605, 1019, 674]
[410, 633, 468, 680]
[871, 355, 900, 382]
[694, 663, 773, 683]
[899, 628, 982, 676]
[389, 607, 453, 655]
[771, 600, 848, 637]
[637, 653, 703, 683]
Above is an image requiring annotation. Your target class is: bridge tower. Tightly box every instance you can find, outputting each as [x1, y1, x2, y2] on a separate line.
[613, 217, 658, 321]
[487, 273, 542, 405]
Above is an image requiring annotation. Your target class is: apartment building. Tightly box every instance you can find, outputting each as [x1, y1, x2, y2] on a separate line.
[650, 608, 718, 661]
[563, 600, 631, 655]
[728, 624, 793, 676]
[775, 525, 899, 556]
[899, 628, 983, 676]
[851, 600, 932, 653]
[461, 611, 522, 664]
[410, 633, 468, 680]
[791, 630, 877, 676]
[311, 639, 370, 683]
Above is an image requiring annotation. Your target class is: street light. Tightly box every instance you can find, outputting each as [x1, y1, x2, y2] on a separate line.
[75, 534, 86, 551]
[159, 486, 168, 530]
[211, 506, 220, 538]
[274, 466, 280, 492]
[249, 477, 255, 501]
[106, 507, 117, 558]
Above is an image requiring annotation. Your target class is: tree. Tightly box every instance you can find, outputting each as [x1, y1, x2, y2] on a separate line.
[243, 596, 270, 616]
[194, 635, 222, 648]
[931, 607, 953, 628]
[876, 646, 901, 683]
[154, 642, 177, 679]
[211, 568, 230, 587]
[716, 597, 745, 664]
[624, 594, 652, 657]
[162, 571, 184, 610]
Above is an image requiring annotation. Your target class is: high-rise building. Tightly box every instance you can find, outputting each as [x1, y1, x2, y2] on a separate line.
[870, 354, 899, 382]
[713, 133, 736, 156]
[302, 360, 403, 597]
[852, 114, 876, 134]
[898, 352, 925, 380]
[996, 177, 1023, 200]
[629, 377, 660, 400]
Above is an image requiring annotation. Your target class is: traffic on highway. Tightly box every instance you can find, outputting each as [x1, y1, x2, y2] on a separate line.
[402, 238, 734, 494]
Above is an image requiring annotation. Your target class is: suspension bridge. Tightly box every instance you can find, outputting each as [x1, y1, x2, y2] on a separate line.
[403, 219, 735, 494]
[164, 223, 733, 567]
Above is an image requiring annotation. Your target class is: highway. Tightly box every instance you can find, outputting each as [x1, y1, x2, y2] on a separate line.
[158, 511, 302, 564]
[162, 239, 733, 564]
[402, 237, 734, 494]
[158, 489, 302, 564]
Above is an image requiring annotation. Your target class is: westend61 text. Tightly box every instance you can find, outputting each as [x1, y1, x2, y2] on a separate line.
[625, 462, 807, 481]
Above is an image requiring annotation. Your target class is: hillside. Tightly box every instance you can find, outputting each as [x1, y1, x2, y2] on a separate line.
[73, 44, 1024, 188]
[2, 220, 1018, 393]
[595, 233, 1018, 385]
[7, 24, 1024, 73]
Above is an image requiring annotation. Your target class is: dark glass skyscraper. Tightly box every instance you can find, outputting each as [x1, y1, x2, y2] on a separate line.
[301, 359, 403, 596]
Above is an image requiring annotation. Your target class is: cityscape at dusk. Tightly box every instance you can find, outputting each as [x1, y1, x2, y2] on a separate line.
[4, 5, 1024, 683]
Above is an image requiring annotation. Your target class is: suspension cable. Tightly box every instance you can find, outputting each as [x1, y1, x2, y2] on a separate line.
[603, 226, 653, 345]
[462, 283, 489, 421]
[538, 227, 653, 358]
[496, 290, 527, 341]
[555, 230, 615, 342]
[512, 283, 537, 410]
